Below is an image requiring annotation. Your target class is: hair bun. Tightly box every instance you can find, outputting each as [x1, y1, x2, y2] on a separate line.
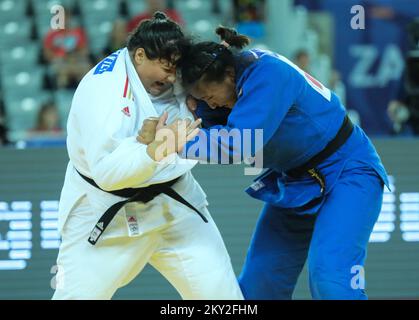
[153, 11, 168, 21]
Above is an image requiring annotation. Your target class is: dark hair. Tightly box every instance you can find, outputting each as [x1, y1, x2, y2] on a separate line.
[127, 12, 186, 65]
[181, 26, 250, 86]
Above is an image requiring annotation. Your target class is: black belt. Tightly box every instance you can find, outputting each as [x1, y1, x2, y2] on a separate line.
[286, 115, 354, 193]
[76, 171, 208, 245]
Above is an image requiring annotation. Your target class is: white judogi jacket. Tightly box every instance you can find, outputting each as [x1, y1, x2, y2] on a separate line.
[58, 48, 208, 239]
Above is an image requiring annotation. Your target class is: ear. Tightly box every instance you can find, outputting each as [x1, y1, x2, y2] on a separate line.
[134, 48, 145, 65]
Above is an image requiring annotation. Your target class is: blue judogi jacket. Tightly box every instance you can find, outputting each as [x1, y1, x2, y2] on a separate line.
[182, 49, 389, 213]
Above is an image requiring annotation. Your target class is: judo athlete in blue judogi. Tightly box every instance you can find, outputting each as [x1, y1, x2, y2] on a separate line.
[177, 27, 389, 300]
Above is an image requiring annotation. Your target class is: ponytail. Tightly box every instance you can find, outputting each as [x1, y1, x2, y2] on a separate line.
[215, 26, 250, 50]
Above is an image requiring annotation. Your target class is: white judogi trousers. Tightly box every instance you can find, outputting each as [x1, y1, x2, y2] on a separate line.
[52, 195, 243, 300]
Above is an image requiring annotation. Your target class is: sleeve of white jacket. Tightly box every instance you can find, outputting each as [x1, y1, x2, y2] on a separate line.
[88, 137, 158, 191]
[79, 84, 158, 191]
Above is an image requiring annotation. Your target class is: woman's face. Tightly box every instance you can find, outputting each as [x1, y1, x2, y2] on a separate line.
[44, 109, 59, 129]
[133, 48, 177, 96]
[190, 70, 238, 109]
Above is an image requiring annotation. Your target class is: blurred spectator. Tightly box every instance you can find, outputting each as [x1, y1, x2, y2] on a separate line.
[387, 89, 419, 136]
[387, 99, 411, 135]
[293, 49, 310, 73]
[102, 20, 128, 60]
[386, 65, 419, 135]
[127, 0, 184, 33]
[212, 0, 222, 15]
[30, 102, 62, 136]
[43, 10, 92, 89]
[0, 108, 9, 146]
[233, 0, 266, 39]
[234, 0, 265, 22]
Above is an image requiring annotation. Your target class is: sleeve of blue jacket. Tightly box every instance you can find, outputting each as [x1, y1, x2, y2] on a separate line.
[195, 100, 231, 128]
[182, 56, 302, 164]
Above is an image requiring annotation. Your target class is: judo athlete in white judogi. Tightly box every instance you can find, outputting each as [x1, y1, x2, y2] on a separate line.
[52, 13, 243, 300]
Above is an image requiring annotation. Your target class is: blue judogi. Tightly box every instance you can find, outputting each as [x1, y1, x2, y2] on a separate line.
[182, 49, 389, 300]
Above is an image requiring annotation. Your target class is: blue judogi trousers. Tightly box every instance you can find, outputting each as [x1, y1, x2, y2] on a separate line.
[238, 165, 384, 300]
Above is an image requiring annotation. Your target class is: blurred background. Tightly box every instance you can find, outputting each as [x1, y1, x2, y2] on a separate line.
[0, 0, 419, 299]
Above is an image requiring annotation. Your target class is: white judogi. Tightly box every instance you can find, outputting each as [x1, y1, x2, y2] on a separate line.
[52, 48, 243, 300]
